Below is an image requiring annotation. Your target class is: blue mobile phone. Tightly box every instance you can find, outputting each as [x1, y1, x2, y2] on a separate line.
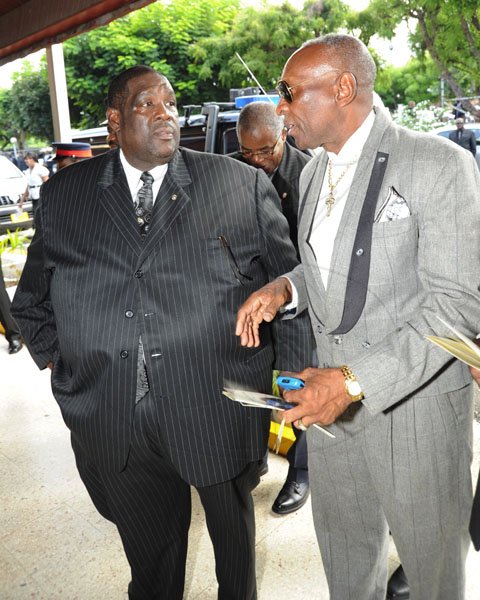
[276, 375, 305, 390]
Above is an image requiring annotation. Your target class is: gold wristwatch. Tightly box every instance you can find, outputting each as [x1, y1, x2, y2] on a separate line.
[340, 365, 364, 402]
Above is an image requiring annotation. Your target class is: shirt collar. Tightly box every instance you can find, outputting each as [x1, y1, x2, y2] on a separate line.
[119, 149, 168, 185]
[327, 110, 375, 167]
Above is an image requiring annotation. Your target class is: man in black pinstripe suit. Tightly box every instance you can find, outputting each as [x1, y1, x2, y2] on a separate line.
[12, 66, 313, 600]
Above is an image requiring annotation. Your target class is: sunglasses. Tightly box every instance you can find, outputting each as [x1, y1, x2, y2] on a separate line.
[276, 70, 341, 103]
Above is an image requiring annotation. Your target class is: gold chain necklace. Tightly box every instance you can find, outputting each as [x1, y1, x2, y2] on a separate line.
[326, 159, 352, 216]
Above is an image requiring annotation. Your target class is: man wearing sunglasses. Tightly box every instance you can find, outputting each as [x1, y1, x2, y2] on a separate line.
[236, 33, 480, 600]
[231, 100, 313, 515]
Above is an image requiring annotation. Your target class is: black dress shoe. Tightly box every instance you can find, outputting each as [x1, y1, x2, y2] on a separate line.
[8, 339, 23, 354]
[272, 480, 310, 515]
[387, 565, 410, 599]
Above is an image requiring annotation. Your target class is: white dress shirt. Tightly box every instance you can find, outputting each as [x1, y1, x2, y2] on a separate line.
[311, 110, 375, 288]
[119, 150, 168, 203]
[283, 110, 376, 310]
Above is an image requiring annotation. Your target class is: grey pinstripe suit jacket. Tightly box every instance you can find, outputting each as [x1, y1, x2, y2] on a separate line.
[271, 142, 310, 252]
[288, 108, 480, 439]
[12, 148, 313, 486]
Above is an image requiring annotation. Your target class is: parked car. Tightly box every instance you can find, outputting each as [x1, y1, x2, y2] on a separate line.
[431, 123, 480, 169]
[0, 155, 33, 234]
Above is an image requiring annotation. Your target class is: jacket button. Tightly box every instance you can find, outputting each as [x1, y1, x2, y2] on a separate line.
[362, 341, 371, 348]
[316, 325, 322, 334]
[120, 350, 129, 359]
[356, 248, 364, 256]
[134, 270, 143, 278]
[333, 335, 343, 344]
[125, 310, 134, 318]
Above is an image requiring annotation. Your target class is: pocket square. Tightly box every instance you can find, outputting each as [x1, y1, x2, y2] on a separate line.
[374, 186, 411, 223]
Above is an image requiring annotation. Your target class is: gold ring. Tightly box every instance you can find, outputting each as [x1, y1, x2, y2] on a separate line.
[297, 418, 307, 431]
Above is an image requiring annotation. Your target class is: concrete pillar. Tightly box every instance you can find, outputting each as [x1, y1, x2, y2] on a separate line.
[46, 43, 71, 142]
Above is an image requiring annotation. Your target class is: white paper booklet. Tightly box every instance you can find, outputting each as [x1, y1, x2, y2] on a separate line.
[222, 387, 335, 438]
[425, 316, 480, 370]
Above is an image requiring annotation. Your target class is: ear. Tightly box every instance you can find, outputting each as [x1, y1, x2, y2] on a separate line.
[106, 107, 121, 133]
[335, 72, 358, 106]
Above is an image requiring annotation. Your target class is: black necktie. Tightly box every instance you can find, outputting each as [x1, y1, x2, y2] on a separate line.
[135, 171, 154, 236]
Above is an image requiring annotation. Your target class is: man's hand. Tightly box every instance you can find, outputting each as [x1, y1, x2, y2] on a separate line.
[281, 367, 353, 427]
[471, 366, 480, 386]
[235, 277, 292, 347]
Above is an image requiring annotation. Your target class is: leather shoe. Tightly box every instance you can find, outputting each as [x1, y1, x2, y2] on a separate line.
[387, 565, 409, 599]
[8, 339, 23, 354]
[272, 480, 310, 515]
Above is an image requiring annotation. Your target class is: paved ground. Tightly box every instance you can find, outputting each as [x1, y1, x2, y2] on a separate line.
[1, 288, 480, 599]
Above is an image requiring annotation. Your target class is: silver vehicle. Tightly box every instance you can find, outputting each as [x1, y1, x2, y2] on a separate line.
[0, 155, 33, 234]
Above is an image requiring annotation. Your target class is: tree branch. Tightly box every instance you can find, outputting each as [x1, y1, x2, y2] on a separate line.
[460, 16, 480, 63]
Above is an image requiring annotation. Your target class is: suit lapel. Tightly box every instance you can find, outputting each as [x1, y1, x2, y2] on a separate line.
[97, 150, 143, 254]
[299, 155, 328, 322]
[96, 150, 192, 258]
[326, 110, 392, 330]
[140, 150, 192, 259]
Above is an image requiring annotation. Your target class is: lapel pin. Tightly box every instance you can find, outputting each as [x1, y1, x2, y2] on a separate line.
[171, 193, 178, 201]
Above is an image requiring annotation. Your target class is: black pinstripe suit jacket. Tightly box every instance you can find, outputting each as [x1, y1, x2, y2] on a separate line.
[12, 148, 313, 486]
[230, 143, 310, 253]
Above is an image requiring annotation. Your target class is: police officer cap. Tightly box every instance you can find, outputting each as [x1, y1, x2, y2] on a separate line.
[52, 142, 92, 160]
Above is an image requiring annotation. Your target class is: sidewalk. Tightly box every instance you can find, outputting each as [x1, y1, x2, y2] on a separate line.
[1, 334, 479, 599]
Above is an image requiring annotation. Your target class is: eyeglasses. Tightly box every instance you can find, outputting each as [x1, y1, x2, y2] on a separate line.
[276, 70, 340, 103]
[239, 131, 284, 159]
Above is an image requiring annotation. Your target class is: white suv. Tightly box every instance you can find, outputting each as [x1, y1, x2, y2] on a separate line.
[0, 155, 33, 234]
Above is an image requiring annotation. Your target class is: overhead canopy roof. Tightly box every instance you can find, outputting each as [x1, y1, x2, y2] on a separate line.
[0, 0, 155, 67]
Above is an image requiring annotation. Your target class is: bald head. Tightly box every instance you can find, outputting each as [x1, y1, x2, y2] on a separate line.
[237, 102, 284, 139]
[301, 34, 376, 96]
[276, 33, 376, 153]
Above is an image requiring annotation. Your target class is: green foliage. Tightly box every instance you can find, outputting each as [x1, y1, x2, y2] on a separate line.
[191, 0, 351, 92]
[375, 55, 442, 109]
[0, 61, 53, 145]
[0, 229, 30, 254]
[392, 99, 450, 131]
[356, 0, 480, 119]
[64, 0, 240, 127]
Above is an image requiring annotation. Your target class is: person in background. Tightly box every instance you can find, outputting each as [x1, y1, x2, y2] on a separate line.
[19, 152, 49, 219]
[0, 254, 22, 354]
[448, 117, 477, 157]
[231, 100, 313, 515]
[236, 33, 480, 600]
[51, 142, 92, 171]
[12, 65, 313, 600]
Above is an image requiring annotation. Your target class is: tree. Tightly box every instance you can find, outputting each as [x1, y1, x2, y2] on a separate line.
[64, 0, 240, 128]
[2, 62, 53, 147]
[355, 0, 480, 119]
[375, 55, 442, 110]
[191, 0, 352, 92]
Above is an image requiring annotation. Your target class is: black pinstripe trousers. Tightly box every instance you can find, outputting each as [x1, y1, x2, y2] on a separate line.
[72, 392, 259, 600]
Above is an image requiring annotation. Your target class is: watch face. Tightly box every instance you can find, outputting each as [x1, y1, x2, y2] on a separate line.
[347, 380, 362, 396]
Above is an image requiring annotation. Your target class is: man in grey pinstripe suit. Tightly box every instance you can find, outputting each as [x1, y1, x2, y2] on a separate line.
[237, 34, 480, 600]
[11, 66, 313, 600]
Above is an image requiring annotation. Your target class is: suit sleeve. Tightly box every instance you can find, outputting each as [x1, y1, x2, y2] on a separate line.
[470, 132, 477, 156]
[254, 170, 314, 372]
[351, 149, 480, 414]
[11, 194, 58, 369]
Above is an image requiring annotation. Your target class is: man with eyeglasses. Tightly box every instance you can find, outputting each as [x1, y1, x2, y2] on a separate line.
[231, 100, 313, 516]
[236, 33, 480, 600]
